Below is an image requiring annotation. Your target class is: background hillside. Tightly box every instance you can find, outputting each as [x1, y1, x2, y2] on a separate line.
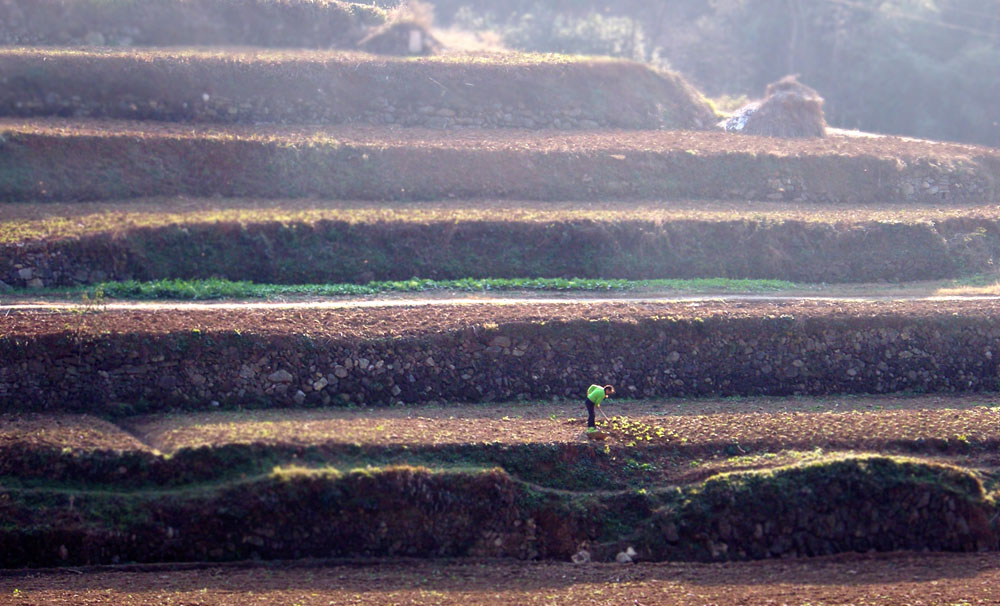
[426, 0, 1000, 147]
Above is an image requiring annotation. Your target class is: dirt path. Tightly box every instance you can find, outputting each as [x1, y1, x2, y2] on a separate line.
[6, 553, 1000, 605]
[6, 292, 1000, 312]
[6, 297, 1000, 338]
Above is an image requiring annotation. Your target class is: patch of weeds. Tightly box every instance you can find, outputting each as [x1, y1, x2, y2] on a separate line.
[604, 416, 678, 445]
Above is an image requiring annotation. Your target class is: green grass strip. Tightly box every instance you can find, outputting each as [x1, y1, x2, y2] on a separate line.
[22, 277, 802, 301]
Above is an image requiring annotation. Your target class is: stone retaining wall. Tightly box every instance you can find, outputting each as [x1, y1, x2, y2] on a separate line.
[3, 311, 999, 413]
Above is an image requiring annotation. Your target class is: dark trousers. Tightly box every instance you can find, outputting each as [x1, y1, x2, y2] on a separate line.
[585, 397, 595, 427]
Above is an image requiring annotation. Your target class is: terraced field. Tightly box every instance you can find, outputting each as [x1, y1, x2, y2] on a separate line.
[2, 117, 997, 205]
[3, 2, 1000, 602]
[3, 394, 999, 566]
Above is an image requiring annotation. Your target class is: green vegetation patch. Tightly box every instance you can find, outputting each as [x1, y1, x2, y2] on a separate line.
[700, 454, 987, 502]
[29, 277, 801, 300]
[0, 439, 653, 493]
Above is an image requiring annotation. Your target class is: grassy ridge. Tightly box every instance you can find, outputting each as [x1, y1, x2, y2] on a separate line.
[1, 455, 994, 567]
[9, 199, 1000, 244]
[5, 210, 1000, 286]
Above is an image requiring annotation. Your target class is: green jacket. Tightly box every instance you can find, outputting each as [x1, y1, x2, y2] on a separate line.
[587, 384, 607, 406]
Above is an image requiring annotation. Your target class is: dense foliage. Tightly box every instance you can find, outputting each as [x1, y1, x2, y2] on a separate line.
[434, 0, 1000, 147]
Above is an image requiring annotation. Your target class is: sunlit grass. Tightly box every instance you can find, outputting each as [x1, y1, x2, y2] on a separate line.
[0, 46, 623, 66]
[935, 274, 1000, 295]
[6, 198, 1000, 244]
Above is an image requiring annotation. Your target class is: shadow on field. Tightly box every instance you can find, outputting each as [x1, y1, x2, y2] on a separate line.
[6, 552, 999, 591]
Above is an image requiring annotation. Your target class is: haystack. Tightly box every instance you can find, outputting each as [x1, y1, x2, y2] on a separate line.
[764, 74, 822, 98]
[722, 75, 826, 138]
[358, 21, 441, 56]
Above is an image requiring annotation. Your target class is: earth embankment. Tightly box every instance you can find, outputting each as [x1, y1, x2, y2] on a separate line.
[7, 201, 1000, 287]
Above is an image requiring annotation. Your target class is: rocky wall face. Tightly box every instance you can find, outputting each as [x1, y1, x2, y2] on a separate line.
[2, 314, 999, 413]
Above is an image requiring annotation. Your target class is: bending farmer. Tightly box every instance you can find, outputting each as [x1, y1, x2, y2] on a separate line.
[585, 384, 615, 431]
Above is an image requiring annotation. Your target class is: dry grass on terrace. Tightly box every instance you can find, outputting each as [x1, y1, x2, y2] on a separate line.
[5, 198, 1000, 244]
[2, 117, 994, 158]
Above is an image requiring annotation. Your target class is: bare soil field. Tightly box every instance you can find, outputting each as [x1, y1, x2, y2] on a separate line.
[0, 413, 147, 452]
[7, 553, 1000, 605]
[2, 117, 994, 205]
[125, 394, 1000, 454]
[3, 298, 999, 339]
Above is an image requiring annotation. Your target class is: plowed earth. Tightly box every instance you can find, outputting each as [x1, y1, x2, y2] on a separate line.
[3, 117, 995, 159]
[122, 394, 1000, 453]
[7, 553, 1000, 605]
[5, 299, 1000, 339]
[0, 414, 146, 452]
